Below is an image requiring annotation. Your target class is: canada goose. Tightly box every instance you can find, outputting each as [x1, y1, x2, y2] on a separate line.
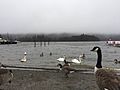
[20, 52, 27, 62]
[63, 59, 72, 66]
[114, 59, 120, 64]
[71, 55, 82, 64]
[91, 46, 120, 90]
[57, 63, 77, 78]
[0, 64, 13, 86]
[0, 69, 13, 86]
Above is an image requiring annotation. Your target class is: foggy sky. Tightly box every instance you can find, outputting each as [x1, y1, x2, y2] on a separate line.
[0, 0, 120, 34]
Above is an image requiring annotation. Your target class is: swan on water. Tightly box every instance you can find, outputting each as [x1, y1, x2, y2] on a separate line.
[71, 54, 83, 64]
[20, 52, 27, 62]
[57, 55, 66, 62]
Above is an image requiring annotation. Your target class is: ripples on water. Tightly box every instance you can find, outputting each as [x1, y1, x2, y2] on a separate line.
[0, 41, 120, 69]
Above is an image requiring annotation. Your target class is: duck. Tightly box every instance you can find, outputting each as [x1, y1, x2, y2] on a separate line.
[114, 59, 120, 64]
[0, 63, 13, 86]
[40, 52, 44, 57]
[79, 53, 85, 59]
[20, 52, 27, 62]
[49, 52, 52, 56]
[57, 63, 77, 78]
[71, 55, 82, 64]
[91, 46, 120, 90]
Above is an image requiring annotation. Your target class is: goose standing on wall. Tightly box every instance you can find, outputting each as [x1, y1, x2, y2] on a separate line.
[20, 52, 27, 62]
[63, 59, 72, 66]
[57, 63, 77, 78]
[0, 63, 13, 87]
[91, 46, 120, 90]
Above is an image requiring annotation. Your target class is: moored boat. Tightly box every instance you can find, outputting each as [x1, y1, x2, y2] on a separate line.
[106, 40, 120, 47]
[0, 38, 17, 45]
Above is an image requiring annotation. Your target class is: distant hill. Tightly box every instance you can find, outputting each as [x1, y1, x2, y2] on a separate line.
[0, 33, 100, 42]
[58, 34, 100, 41]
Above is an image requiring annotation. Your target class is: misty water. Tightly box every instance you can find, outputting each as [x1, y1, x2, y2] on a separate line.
[0, 41, 120, 70]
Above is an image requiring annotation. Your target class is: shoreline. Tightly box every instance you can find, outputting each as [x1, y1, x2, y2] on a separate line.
[1, 69, 99, 90]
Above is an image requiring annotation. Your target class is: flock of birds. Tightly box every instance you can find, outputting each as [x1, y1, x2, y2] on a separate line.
[57, 54, 85, 64]
[0, 46, 120, 90]
[56, 46, 120, 90]
[20, 51, 52, 62]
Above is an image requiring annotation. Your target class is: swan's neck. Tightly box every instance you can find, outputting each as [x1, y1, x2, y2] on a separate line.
[59, 64, 63, 68]
[64, 60, 67, 64]
[96, 50, 102, 69]
[63, 56, 66, 60]
[79, 56, 82, 61]
[23, 55, 26, 59]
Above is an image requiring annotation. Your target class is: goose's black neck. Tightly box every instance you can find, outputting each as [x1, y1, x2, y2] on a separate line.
[58, 64, 63, 68]
[64, 60, 67, 64]
[96, 49, 102, 68]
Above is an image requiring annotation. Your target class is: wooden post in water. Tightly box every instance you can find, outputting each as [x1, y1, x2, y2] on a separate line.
[34, 34, 37, 47]
[44, 41, 46, 46]
[34, 41, 36, 47]
[40, 42, 42, 46]
[48, 41, 49, 45]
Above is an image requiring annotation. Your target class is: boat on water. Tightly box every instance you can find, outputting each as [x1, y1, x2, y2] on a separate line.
[0, 38, 17, 45]
[106, 40, 120, 47]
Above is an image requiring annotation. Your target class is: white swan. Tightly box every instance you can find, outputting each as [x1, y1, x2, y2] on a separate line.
[20, 52, 27, 62]
[71, 55, 82, 64]
[57, 55, 66, 62]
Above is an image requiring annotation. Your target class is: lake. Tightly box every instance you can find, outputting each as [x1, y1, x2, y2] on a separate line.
[0, 41, 120, 69]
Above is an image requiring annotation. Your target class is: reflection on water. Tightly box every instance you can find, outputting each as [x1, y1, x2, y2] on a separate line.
[0, 41, 120, 69]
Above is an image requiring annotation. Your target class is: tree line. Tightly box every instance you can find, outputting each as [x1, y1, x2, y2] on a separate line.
[0, 33, 100, 42]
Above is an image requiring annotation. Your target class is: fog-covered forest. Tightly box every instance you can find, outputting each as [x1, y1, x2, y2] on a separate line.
[0, 33, 120, 42]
